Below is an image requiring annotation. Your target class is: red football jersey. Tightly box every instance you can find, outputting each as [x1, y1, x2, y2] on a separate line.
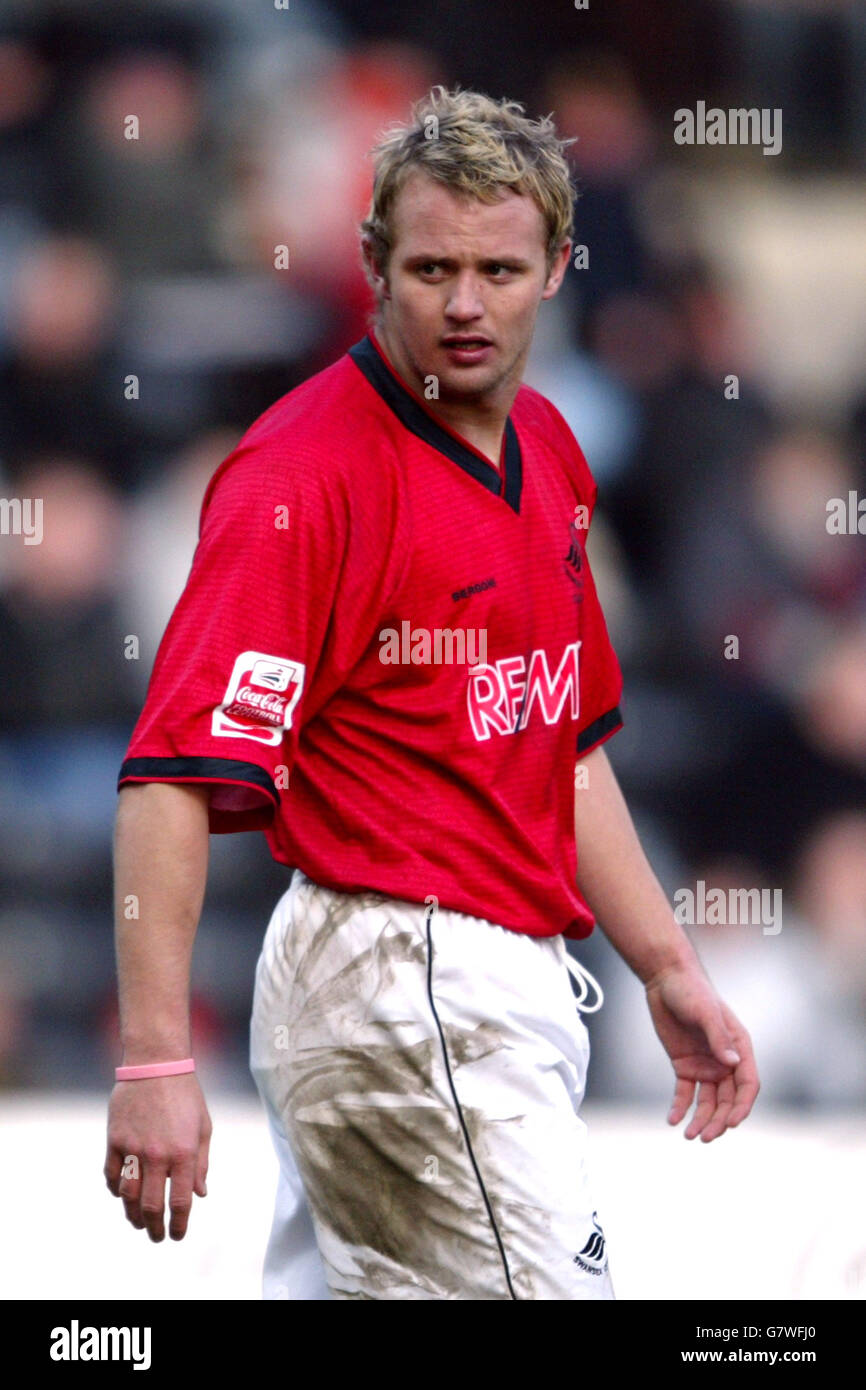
[119, 329, 624, 939]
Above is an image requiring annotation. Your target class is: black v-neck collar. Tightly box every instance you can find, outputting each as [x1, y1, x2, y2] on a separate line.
[348, 332, 523, 514]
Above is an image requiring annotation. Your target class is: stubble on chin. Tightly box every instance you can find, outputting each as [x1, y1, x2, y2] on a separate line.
[442, 352, 525, 406]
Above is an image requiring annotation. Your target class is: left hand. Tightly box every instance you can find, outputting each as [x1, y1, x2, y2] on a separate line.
[645, 961, 760, 1142]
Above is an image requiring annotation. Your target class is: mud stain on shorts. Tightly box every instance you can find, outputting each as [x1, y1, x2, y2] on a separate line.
[262, 888, 549, 1297]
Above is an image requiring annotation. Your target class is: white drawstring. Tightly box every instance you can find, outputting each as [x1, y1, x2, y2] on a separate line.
[565, 953, 604, 1014]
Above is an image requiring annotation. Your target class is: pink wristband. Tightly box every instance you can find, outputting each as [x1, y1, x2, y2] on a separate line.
[115, 1058, 195, 1081]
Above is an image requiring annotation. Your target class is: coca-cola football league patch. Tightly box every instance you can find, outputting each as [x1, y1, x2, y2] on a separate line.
[212, 650, 306, 745]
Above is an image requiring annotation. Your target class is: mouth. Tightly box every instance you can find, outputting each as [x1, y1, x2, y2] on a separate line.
[441, 335, 494, 364]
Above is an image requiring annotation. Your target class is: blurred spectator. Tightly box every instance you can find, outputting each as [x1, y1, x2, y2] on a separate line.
[525, 294, 640, 489]
[728, 0, 861, 165]
[605, 261, 774, 595]
[544, 50, 657, 328]
[0, 23, 55, 219]
[225, 38, 438, 366]
[0, 954, 29, 1088]
[55, 46, 218, 274]
[0, 233, 135, 485]
[637, 422, 866, 881]
[797, 807, 866, 949]
[0, 455, 139, 727]
[668, 426, 866, 691]
[120, 425, 241, 672]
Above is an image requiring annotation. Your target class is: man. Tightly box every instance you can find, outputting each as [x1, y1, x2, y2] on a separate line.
[105, 86, 759, 1301]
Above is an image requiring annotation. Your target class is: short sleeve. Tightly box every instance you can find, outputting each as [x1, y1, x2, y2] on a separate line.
[118, 433, 405, 831]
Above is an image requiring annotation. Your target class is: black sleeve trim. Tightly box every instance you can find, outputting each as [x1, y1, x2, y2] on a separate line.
[118, 756, 279, 808]
[576, 706, 623, 755]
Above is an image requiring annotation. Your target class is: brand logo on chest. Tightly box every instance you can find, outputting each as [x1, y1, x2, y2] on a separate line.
[466, 640, 581, 740]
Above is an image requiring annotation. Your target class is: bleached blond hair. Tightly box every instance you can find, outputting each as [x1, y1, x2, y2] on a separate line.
[359, 85, 576, 297]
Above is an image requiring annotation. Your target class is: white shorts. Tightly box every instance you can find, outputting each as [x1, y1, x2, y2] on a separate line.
[249, 870, 615, 1301]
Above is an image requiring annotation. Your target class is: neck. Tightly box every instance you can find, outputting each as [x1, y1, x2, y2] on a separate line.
[373, 318, 518, 469]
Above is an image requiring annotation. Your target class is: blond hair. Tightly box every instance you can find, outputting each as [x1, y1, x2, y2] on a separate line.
[359, 85, 576, 296]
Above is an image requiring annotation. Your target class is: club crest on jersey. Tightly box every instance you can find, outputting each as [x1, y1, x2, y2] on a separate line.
[564, 515, 585, 602]
[212, 650, 305, 745]
[467, 640, 580, 740]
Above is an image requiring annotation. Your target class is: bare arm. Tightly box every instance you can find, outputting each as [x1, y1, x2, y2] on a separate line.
[104, 782, 214, 1241]
[574, 746, 697, 986]
[574, 745, 759, 1140]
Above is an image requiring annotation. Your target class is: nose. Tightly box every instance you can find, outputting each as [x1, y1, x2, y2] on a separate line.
[445, 272, 484, 322]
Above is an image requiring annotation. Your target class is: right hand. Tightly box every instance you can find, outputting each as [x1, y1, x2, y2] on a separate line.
[104, 1073, 212, 1242]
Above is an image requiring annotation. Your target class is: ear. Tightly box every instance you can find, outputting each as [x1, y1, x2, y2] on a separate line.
[361, 235, 390, 302]
[541, 240, 572, 301]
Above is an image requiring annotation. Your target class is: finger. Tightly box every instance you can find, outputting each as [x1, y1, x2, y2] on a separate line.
[193, 1131, 210, 1200]
[139, 1157, 170, 1242]
[718, 1014, 761, 1126]
[117, 1153, 145, 1230]
[168, 1155, 196, 1242]
[684, 1080, 717, 1140]
[122, 1195, 146, 1230]
[703, 1007, 742, 1068]
[728, 1052, 761, 1126]
[104, 1145, 123, 1196]
[668, 1076, 694, 1125]
[698, 1073, 736, 1143]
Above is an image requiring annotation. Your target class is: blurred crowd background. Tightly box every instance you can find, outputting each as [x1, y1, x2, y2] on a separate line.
[0, 0, 865, 1107]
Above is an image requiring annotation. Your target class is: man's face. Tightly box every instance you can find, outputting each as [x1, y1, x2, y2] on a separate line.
[365, 169, 570, 405]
